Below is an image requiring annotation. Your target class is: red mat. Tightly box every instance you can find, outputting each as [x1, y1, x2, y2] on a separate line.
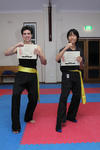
[0, 88, 100, 95]
[21, 102, 100, 144]
[0, 89, 11, 96]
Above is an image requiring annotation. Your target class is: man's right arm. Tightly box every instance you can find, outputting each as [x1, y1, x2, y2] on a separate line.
[4, 42, 24, 56]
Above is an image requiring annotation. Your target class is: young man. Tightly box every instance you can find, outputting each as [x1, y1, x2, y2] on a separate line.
[56, 29, 85, 132]
[5, 25, 47, 133]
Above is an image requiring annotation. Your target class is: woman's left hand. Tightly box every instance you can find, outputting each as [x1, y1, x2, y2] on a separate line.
[76, 56, 82, 63]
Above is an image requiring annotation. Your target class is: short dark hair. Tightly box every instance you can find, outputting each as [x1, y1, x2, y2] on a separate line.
[67, 29, 79, 43]
[21, 25, 33, 35]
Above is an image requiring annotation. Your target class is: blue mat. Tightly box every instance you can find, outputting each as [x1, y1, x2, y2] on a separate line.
[0, 83, 100, 150]
[0, 97, 27, 150]
[0, 83, 100, 89]
[18, 143, 100, 150]
[1, 93, 100, 104]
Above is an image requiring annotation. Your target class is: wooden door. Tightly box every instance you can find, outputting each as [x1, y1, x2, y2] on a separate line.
[79, 39, 100, 83]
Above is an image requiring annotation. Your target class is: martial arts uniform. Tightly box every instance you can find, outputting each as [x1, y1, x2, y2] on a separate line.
[56, 46, 83, 131]
[12, 58, 38, 132]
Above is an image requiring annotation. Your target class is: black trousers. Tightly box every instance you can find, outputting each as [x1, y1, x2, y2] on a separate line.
[11, 72, 38, 131]
[56, 71, 81, 130]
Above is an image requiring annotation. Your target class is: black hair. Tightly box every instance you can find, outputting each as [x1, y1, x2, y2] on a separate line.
[67, 29, 79, 44]
[21, 25, 33, 35]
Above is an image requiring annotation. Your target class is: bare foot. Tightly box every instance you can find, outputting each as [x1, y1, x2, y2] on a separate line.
[29, 120, 35, 123]
[13, 131, 19, 134]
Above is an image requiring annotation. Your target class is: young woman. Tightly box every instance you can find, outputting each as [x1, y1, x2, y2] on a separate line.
[56, 29, 84, 132]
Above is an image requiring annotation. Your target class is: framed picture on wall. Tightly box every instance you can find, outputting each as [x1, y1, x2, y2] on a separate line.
[23, 22, 37, 44]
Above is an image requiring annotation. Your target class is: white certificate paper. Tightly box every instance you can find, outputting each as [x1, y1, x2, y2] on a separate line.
[61, 51, 80, 66]
[17, 44, 37, 59]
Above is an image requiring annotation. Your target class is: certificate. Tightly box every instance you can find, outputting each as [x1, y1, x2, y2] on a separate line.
[61, 51, 80, 66]
[17, 44, 37, 59]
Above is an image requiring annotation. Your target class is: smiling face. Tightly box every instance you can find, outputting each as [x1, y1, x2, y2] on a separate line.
[67, 29, 79, 45]
[68, 32, 78, 45]
[22, 30, 32, 44]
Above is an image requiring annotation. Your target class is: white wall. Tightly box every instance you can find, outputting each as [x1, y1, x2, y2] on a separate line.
[0, 11, 45, 82]
[43, 6, 57, 83]
[0, 8, 100, 83]
[56, 11, 100, 82]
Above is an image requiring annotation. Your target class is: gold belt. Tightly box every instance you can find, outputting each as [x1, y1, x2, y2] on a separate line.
[18, 65, 40, 102]
[71, 70, 86, 104]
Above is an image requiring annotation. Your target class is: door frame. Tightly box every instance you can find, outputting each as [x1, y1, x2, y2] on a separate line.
[79, 38, 100, 83]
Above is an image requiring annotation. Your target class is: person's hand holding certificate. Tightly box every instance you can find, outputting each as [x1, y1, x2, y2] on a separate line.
[17, 44, 37, 59]
[61, 51, 80, 66]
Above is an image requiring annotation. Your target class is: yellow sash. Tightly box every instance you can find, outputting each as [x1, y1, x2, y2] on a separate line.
[71, 70, 86, 104]
[18, 65, 40, 102]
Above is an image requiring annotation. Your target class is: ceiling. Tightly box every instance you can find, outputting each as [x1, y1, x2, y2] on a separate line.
[0, 0, 100, 12]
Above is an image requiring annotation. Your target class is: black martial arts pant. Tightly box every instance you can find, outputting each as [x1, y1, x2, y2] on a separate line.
[11, 72, 38, 131]
[56, 71, 81, 130]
